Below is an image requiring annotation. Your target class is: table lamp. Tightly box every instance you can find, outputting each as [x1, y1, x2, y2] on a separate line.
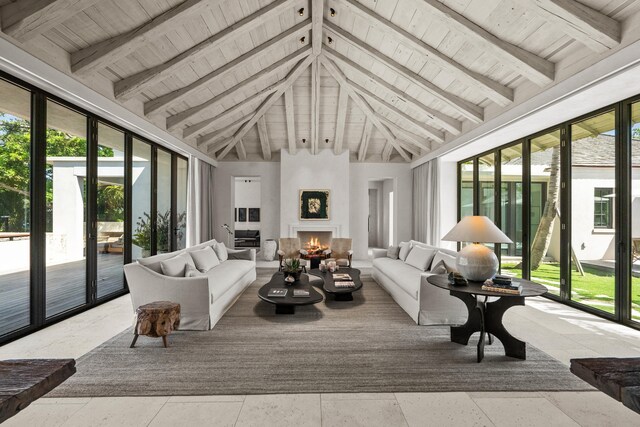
[442, 216, 513, 281]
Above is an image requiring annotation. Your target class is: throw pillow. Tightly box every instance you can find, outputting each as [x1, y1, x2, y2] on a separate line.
[212, 242, 229, 262]
[189, 246, 220, 272]
[160, 253, 192, 277]
[386, 246, 400, 259]
[431, 251, 458, 273]
[398, 241, 412, 261]
[227, 249, 252, 260]
[404, 245, 437, 271]
[184, 264, 206, 277]
[430, 260, 448, 275]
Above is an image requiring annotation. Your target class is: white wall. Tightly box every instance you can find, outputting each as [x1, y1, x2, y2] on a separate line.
[213, 162, 280, 247]
[234, 179, 261, 231]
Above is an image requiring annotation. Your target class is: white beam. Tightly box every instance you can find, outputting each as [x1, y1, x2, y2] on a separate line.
[413, 0, 554, 86]
[167, 45, 310, 130]
[311, 0, 324, 56]
[284, 87, 297, 155]
[522, 0, 620, 53]
[381, 142, 393, 162]
[148, 23, 311, 116]
[71, 0, 215, 74]
[324, 46, 461, 135]
[113, 0, 297, 100]
[375, 113, 431, 152]
[325, 21, 483, 123]
[1, 0, 100, 41]
[197, 116, 250, 147]
[396, 139, 421, 157]
[311, 58, 320, 154]
[333, 84, 348, 155]
[357, 117, 373, 162]
[236, 139, 247, 160]
[336, 0, 513, 106]
[218, 56, 314, 160]
[321, 56, 410, 162]
[257, 117, 272, 160]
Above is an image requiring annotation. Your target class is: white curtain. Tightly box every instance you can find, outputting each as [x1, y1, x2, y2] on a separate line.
[412, 159, 440, 245]
[186, 155, 198, 247]
[191, 158, 215, 244]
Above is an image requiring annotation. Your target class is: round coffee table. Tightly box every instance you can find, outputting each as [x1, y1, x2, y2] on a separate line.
[427, 274, 547, 362]
[310, 267, 363, 301]
[258, 272, 324, 314]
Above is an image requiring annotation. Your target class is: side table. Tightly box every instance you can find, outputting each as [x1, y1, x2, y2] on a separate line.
[130, 301, 181, 348]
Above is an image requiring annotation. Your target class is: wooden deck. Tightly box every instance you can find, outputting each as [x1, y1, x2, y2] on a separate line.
[0, 254, 125, 337]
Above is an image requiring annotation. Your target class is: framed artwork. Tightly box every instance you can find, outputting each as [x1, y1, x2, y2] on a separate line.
[234, 208, 238, 222]
[299, 190, 330, 220]
[248, 208, 260, 222]
[238, 208, 247, 222]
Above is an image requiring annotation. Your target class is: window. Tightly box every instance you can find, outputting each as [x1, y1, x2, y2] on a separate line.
[593, 187, 613, 229]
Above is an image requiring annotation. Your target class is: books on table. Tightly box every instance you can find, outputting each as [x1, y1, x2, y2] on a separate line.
[332, 273, 352, 281]
[267, 288, 287, 297]
[293, 289, 310, 298]
[482, 279, 522, 295]
[334, 281, 356, 288]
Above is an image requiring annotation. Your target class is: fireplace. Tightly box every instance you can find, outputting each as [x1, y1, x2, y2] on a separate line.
[297, 231, 332, 254]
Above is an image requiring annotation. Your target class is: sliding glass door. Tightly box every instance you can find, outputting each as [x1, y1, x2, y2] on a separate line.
[176, 157, 188, 250]
[131, 138, 152, 259]
[499, 143, 524, 276]
[629, 101, 640, 322]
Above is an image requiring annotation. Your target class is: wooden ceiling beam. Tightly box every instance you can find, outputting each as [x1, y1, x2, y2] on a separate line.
[311, 58, 320, 154]
[333, 84, 348, 155]
[321, 56, 410, 162]
[71, 0, 216, 74]
[236, 139, 247, 160]
[311, 0, 324, 56]
[396, 139, 421, 157]
[197, 116, 250, 148]
[335, 0, 513, 106]
[357, 117, 373, 162]
[284, 87, 297, 155]
[257, 117, 272, 161]
[375, 113, 432, 152]
[1, 0, 100, 41]
[520, 0, 620, 53]
[166, 44, 311, 130]
[381, 142, 393, 162]
[412, 0, 554, 86]
[113, 0, 298, 101]
[324, 46, 461, 135]
[324, 21, 483, 123]
[217, 56, 314, 160]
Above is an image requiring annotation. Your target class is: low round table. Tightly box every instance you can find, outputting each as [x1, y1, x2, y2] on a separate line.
[427, 275, 547, 362]
[130, 301, 181, 348]
[258, 272, 324, 314]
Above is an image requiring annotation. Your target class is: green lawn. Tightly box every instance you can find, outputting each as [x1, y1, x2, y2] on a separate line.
[501, 262, 640, 319]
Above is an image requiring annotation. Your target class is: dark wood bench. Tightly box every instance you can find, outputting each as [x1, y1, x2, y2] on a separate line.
[570, 357, 640, 414]
[0, 359, 76, 423]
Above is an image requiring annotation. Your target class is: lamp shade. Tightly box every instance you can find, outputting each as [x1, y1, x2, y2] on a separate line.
[442, 216, 512, 244]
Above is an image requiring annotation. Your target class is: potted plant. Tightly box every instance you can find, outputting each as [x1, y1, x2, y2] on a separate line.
[283, 258, 302, 282]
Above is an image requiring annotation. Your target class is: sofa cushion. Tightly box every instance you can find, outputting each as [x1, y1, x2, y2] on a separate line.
[372, 257, 422, 300]
[386, 246, 400, 259]
[213, 241, 229, 262]
[430, 260, 448, 275]
[398, 242, 412, 261]
[160, 253, 194, 277]
[189, 246, 220, 272]
[185, 264, 206, 277]
[227, 249, 253, 260]
[206, 259, 254, 300]
[431, 250, 458, 273]
[404, 245, 437, 271]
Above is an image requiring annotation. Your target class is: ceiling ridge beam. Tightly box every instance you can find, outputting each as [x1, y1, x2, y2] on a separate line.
[333, 84, 348, 155]
[184, 83, 277, 139]
[113, 0, 298, 100]
[412, 0, 554, 86]
[71, 0, 217, 74]
[197, 116, 250, 147]
[324, 21, 483, 123]
[324, 46, 461, 135]
[257, 116, 272, 160]
[320, 55, 411, 162]
[357, 117, 373, 162]
[311, 58, 320, 155]
[375, 113, 431, 152]
[346, 77, 445, 143]
[166, 45, 311, 130]
[521, 0, 620, 53]
[335, 0, 513, 106]
[381, 142, 393, 162]
[1, 0, 100, 41]
[311, 0, 323, 56]
[217, 55, 314, 160]
[236, 139, 247, 160]
[284, 87, 297, 155]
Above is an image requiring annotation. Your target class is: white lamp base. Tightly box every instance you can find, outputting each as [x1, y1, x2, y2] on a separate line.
[456, 243, 498, 282]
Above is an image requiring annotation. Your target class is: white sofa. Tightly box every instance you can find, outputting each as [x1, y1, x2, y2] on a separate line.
[372, 240, 467, 326]
[123, 239, 256, 330]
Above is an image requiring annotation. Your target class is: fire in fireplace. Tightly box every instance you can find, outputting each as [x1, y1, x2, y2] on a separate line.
[297, 231, 332, 254]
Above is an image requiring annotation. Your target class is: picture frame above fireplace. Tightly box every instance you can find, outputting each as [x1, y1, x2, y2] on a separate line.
[300, 190, 330, 220]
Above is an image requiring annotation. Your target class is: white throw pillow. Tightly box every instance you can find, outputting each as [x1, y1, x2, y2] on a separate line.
[386, 246, 400, 259]
[398, 242, 412, 261]
[160, 253, 193, 277]
[430, 260, 448, 275]
[431, 251, 458, 273]
[404, 245, 437, 271]
[185, 264, 206, 277]
[189, 246, 220, 272]
[213, 241, 228, 262]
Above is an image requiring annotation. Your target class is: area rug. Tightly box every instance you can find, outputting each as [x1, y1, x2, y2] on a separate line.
[50, 271, 591, 397]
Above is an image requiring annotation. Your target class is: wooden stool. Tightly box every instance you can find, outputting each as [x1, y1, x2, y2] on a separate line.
[130, 301, 180, 348]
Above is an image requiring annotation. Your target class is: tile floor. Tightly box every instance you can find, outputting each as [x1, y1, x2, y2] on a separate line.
[1, 265, 640, 426]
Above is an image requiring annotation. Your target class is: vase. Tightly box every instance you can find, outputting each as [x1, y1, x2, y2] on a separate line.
[263, 239, 277, 261]
[285, 269, 302, 281]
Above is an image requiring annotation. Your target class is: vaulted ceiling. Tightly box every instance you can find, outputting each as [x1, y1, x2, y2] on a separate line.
[1, 0, 637, 162]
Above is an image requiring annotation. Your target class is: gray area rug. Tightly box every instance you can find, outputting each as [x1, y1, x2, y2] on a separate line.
[51, 271, 591, 397]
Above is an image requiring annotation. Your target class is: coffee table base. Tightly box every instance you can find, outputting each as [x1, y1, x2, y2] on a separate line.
[333, 293, 353, 301]
[275, 305, 295, 315]
[449, 290, 526, 362]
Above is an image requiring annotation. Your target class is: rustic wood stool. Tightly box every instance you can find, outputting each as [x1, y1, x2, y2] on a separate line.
[130, 301, 180, 348]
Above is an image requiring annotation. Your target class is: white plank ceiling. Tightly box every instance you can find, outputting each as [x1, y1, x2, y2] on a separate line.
[1, 0, 638, 162]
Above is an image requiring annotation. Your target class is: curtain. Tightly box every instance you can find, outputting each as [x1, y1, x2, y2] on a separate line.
[186, 155, 198, 247]
[412, 159, 440, 245]
[197, 159, 215, 244]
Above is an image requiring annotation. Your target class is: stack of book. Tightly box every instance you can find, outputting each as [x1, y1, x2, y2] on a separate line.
[293, 289, 310, 298]
[335, 281, 356, 288]
[333, 273, 352, 281]
[481, 275, 522, 295]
